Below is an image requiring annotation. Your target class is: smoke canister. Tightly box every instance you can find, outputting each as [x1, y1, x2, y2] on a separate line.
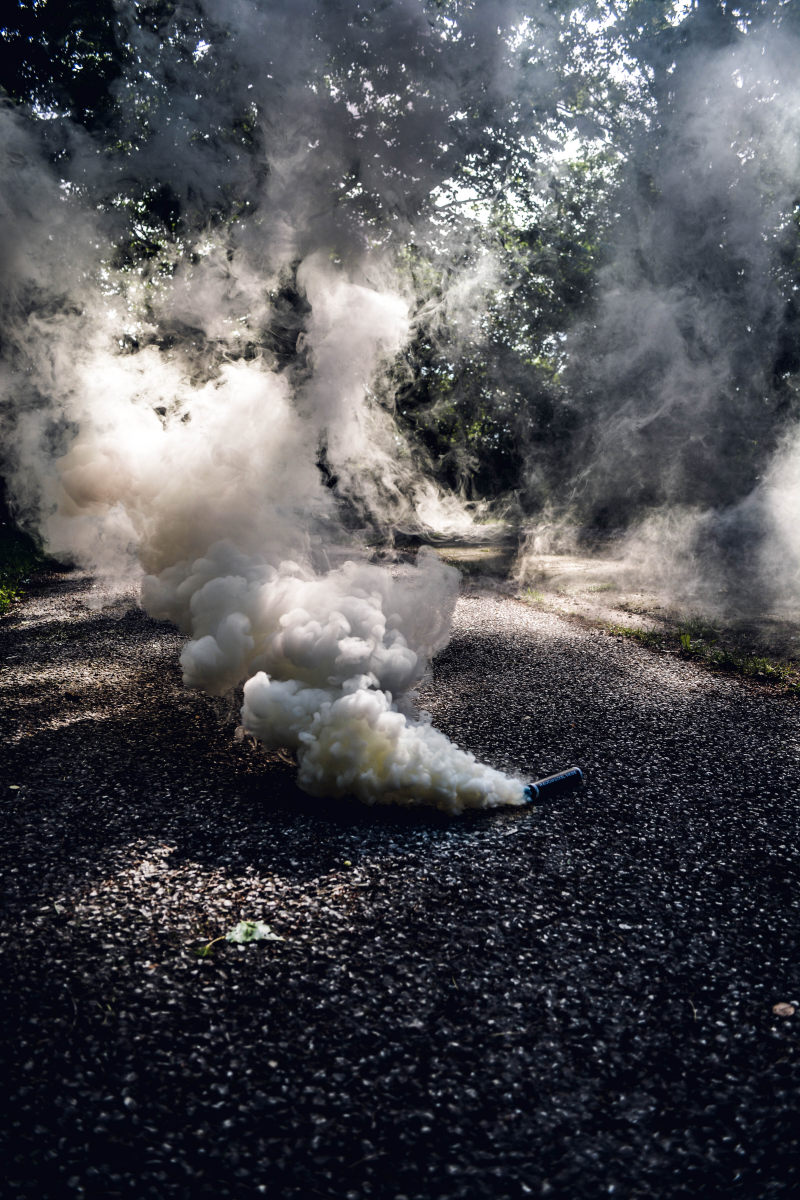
[523, 766, 583, 803]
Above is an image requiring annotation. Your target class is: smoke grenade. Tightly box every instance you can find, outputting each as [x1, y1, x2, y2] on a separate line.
[523, 767, 584, 804]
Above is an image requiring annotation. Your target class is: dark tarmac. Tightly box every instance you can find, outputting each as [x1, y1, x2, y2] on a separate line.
[2, 571, 799, 1199]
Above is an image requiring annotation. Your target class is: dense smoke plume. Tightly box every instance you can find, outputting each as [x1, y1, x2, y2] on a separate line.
[1, 0, 566, 812]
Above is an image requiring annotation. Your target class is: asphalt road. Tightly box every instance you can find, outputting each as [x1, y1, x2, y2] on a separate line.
[2, 571, 799, 1199]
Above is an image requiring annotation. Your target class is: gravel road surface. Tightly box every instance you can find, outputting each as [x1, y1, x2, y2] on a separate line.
[2, 570, 799, 1199]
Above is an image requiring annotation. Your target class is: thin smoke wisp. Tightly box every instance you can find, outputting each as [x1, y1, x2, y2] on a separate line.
[517, 15, 800, 616]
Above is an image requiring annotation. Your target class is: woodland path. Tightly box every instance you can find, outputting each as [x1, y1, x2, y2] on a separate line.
[2, 570, 799, 1199]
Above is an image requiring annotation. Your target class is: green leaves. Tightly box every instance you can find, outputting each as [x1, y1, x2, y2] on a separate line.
[0, 522, 47, 616]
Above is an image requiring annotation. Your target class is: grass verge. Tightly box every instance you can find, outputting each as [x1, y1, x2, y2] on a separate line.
[606, 623, 800, 692]
[0, 524, 47, 615]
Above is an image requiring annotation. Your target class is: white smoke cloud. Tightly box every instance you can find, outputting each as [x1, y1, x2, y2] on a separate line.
[0, 0, 538, 812]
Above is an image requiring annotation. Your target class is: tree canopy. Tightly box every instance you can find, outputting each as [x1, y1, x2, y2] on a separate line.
[2, 1, 799, 576]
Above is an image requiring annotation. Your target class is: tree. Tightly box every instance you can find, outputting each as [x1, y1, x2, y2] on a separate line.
[1, 0, 799, 555]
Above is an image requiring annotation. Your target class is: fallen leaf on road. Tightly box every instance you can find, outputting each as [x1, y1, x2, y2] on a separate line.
[226, 920, 284, 944]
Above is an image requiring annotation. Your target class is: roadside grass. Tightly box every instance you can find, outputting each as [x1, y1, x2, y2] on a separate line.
[518, 570, 800, 696]
[606, 624, 665, 650]
[607, 622, 799, 692]
[0, 524, 47, 614]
